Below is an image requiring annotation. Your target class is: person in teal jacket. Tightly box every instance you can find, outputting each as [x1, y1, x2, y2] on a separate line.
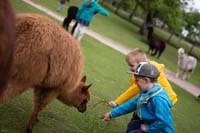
[103, 62, 174, 133]
[73, 0, 109, 43]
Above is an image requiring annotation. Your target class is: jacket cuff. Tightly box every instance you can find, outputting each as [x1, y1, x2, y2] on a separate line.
[109, 111, 113, 118]
[146, 125, 150, 132]
[115, 100, 121, 105]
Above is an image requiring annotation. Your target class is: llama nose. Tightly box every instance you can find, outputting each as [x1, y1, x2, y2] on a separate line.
[78, 107, 86, 113]
[77, 103, 87, 113]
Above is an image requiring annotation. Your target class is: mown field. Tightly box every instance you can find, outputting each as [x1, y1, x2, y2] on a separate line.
[0, 0, 199, 133]
[32, 0, 200, 88]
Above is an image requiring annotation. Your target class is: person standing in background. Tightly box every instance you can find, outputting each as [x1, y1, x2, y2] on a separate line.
[57, 0, 69, 12]
[73, 0, 109, 43]
[62, 6, 79, 34]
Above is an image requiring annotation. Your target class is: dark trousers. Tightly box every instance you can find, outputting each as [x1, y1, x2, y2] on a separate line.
[62, 17, 78, 35]
[62, 6, 78, 35]
[126, 113, 144, 133]
[128, 129, 143, 133]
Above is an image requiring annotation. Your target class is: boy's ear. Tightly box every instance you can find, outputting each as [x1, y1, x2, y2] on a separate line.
[144, 77, 150, 83]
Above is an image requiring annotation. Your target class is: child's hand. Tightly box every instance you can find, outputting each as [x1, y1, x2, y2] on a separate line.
[102, 112, 111, 122]
[108, 101, 117, 108]
[140, 124, 147, 132]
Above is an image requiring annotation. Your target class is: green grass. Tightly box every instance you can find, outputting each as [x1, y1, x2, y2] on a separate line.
[1, 32, 200, 132]
[1, 0, 199, 132]
[31, 0, 200, 88]
[102, 2, 200, 57]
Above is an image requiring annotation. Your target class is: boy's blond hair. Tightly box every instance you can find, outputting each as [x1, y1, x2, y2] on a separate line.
[126, 48, 147, 64]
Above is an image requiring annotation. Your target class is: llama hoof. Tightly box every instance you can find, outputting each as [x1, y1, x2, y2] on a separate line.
[26, 128, 32, 133]
[182, 77, 186, 80]
[196, 95, 200, 102]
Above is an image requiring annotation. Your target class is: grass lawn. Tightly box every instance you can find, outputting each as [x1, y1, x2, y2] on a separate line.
[31, 0, 200, 88]
[1, 0, 200, 132]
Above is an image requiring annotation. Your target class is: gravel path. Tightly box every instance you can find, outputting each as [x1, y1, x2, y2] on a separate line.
[22, 0, 200, 97]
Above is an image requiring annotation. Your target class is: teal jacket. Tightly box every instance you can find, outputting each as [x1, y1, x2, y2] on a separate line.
[110, 84, 174, 133]
[76, 0, 109, 24]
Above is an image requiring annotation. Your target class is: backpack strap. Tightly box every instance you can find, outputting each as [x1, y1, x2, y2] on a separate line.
[140, 87, 163, 104]
[136, 88, 163, 119]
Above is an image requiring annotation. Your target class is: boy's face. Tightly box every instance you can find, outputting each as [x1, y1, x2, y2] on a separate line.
[129, 63, 138, 72]
[135, 76, 150, 92]
[127, 58, 138, 72]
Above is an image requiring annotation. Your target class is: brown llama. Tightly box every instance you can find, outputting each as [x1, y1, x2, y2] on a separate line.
[0, 0, 15, 91]
[0, 13, 91, 133]
[147, 26, 166, 58]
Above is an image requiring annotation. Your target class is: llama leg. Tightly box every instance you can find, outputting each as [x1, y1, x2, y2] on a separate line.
[178, 70, 183, 80]
[181, 71, 185, 80]
[0, 82, 29, 104]
[176, 73, 179, 78]
[183, 71, 188, 80]
[181, 71, 186, 80]
[147, 47, 151, 54]
[187, 73, 191, 79]
[150, 48, 155, 56]
[26, 88, 59, 133]
[176, 69, 180, 78]
[187, 68, 194, 79]
[157, 51, 162, 58]
[152, 49, 157, 56]
[150, 49, 154, 56]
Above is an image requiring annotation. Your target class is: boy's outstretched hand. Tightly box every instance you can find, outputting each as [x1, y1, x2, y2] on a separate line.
[108, 101, 117, 108]
[140, 124, 147, 132]
[102, 112, 112, 122]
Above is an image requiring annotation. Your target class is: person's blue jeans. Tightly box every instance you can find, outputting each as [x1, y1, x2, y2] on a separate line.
[126, 113, 144, 133]
[57, 4, 64, 12]
[128, 129, 143, 133]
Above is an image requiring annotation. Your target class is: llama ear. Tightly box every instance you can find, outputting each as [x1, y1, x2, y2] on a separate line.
[82, 84, 92, 94]
[81, 75, 87, 82]
[86, 84, 92, 89]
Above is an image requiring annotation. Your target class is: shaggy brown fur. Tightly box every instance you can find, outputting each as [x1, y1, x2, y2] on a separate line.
[0, 13, 91, 132]
[0, 0, 15, 91]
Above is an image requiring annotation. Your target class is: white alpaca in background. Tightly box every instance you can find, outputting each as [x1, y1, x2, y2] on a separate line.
[176, 48, 197, 80]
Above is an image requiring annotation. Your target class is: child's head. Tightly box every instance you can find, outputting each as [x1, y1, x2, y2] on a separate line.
[134, 62, 159, 92]
[87, 0, 92, 7]
[126, 48, 147, 72]
[87, 0, 98, 6]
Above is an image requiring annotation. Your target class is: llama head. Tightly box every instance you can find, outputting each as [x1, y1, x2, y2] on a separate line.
[178, 48, 185, 55]
[57, 75, 92, 113]
[177, 48, 185, 59]
[76, 76, 92, 113]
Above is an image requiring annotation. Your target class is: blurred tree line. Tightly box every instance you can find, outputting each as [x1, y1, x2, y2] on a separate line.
[100, 0, 200, 55]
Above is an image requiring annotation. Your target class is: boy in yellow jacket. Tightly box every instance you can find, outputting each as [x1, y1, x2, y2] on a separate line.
[108, 48, 178, 107]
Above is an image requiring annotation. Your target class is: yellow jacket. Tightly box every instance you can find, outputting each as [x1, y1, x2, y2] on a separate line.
[115, 61, 178, 105]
